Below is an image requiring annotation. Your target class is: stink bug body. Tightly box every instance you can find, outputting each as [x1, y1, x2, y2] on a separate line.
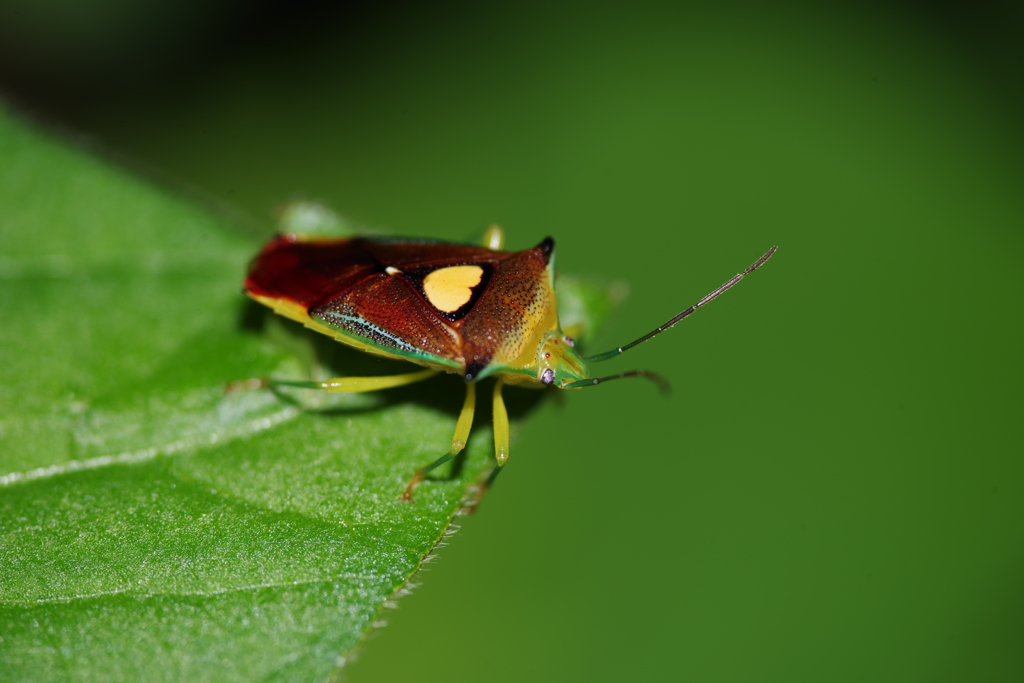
[244, 225, 775, 499]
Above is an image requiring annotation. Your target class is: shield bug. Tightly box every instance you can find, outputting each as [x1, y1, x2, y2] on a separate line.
[244, 225, 775, 499]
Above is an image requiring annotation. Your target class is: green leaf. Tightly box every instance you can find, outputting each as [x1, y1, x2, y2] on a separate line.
[0, 105, 618, 682]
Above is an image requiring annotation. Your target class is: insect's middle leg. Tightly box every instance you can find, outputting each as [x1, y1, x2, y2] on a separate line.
[401, 381, 477, 501]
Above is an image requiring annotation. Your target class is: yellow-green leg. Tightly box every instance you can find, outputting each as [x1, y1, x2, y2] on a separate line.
[481, 224, 505, 249]
[272, 367, 440, 393]
[401, 381, 477, 501]
[466, 379, 511, 510]
[492, 378, 509, 466]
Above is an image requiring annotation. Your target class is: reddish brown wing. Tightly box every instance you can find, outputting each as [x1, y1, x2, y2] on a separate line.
[245, 236, 380, 310]
[245, 235, 514, 370]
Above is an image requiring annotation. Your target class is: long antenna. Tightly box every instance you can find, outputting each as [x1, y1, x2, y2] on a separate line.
[585, 246, 777, 363]
[562, 369, 671, 393]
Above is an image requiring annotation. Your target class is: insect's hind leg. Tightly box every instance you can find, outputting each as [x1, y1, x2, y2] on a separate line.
[224, 368, 440, 403]
[271, 367, 440, 393]
[401, 382, 477, 501]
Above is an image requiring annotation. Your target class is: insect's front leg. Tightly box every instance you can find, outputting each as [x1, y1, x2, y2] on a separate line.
[492, 379, 509, 466]
[462, 379, 510, 512]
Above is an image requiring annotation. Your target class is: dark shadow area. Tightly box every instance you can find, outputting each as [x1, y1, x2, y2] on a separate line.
[0, 0, 379, 113]
[311, 328, 548, 421]
[236, 295, 268, 335]
[903, 0, 1024, 118]
[0, 0, 1021, 136]
[236, 301, 550, 482]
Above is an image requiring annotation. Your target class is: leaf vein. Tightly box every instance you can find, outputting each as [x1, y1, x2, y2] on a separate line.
[5, 574, 384, 606]
[0, 406, 300, 487]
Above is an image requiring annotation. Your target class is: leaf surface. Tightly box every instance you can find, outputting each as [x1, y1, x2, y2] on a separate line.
[0, 106, 616, 682]
[0, 107, 450, 681]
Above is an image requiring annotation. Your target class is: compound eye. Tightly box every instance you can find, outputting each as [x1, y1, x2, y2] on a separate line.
[540, 368, 555, 385]
[563, 335, 575, 347]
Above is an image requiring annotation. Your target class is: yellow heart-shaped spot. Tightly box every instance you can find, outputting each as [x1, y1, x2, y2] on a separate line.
[423, 265, 484, 313]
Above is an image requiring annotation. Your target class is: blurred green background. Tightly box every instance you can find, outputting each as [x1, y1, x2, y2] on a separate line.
[2, 1, 1022, 681]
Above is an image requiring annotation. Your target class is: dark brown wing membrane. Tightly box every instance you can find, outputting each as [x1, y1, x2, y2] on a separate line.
[245, 236, 501, 309]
